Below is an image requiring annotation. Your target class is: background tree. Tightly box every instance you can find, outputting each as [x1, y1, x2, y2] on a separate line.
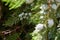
[0, 0, 60, 40]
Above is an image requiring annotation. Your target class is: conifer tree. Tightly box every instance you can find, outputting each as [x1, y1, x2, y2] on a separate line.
[0, 0, 60, 40]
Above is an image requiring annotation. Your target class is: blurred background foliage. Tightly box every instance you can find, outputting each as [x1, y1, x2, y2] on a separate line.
[0, 0, 60, 40]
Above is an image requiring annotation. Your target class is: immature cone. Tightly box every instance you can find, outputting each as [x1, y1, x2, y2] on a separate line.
[51, 4, 57, 10]
[56, 0, 60, 2]
[48, 19, 54, 27]
[26, 0, 34, 4]
[35, 24, 44, 31]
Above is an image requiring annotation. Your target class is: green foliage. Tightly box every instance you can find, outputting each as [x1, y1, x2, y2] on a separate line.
[3, 9, 21, 26]
[30, 13, 41, 24]
[6, 33, 19, 40]
[2, 0, 25, 10]
[1, 0, 60, 40]
[31, 0, 47, 11]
